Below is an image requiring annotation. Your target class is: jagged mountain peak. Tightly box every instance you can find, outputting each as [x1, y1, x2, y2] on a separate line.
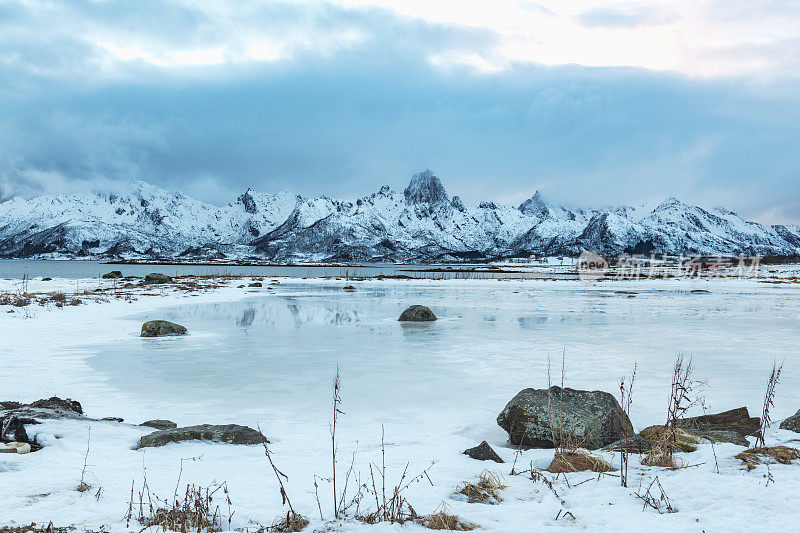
[519, 190, 549, 216]
[404, 169, 449, 205]
[237, 188, 258, 214]
[653, 196, 691, 212]
[0, 175, 798, 260]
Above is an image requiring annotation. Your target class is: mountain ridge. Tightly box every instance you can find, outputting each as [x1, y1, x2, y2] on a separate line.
[1, 170, 798, 261]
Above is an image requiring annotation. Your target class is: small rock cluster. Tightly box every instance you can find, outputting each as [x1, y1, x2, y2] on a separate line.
[1, 396, 267, 454]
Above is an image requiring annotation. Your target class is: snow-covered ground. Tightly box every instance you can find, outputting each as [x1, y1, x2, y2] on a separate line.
[2, 270, 800, 532]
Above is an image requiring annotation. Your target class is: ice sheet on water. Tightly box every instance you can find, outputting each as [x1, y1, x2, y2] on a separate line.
[79, 281, 800, 433]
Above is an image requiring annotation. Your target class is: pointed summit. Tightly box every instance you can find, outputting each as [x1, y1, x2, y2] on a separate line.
[404, 169, 449, 205]
[519, 190, 549, 216]
[237, 188, 257, 214]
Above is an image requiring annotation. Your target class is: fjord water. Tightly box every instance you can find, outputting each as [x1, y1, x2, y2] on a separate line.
[0, 259, 572, 280]
[82, 280, 800, 437]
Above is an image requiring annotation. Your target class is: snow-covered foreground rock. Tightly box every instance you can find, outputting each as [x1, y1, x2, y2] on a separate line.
[2, 170, 800, 261]
[2, 273, 800, 531]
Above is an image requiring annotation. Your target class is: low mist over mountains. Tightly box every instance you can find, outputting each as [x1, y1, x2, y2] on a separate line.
[1, 170, 798, 261]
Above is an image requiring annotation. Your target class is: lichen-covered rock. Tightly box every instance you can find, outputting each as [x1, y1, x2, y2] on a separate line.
[497, 386, 632, 449]
[144, 273, 172, 284]
[140, 419, 178, 430]
[102, 271, 123, 279]
[141, 320, 187, 337]
[398, 305, 437, 322]
[136, 424, 266, 448]
[779, 409, 800, 433]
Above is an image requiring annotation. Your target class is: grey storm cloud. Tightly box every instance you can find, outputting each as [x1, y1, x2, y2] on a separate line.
[0, 0, 798, 225]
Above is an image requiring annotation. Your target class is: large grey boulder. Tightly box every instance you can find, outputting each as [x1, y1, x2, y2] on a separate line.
[136, 424, 266, 448]
[398, 305, 437, 322]
[780, 409, 800, 433]
[141, 320, 187, 337]
[102, 271, 123, 279]
[144, 273, 172, 284]
[497, 386, 633, 450]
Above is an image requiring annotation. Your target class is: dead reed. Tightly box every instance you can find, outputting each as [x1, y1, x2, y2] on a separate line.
[754, 360, 783, 448]
[643, 354, 702, 469]
[618, 362, 636, 487]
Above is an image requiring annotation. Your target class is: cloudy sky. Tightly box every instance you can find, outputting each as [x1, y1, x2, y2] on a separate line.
[1, 0, 799, 223]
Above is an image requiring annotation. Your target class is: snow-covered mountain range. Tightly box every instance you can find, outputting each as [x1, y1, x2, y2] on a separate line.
[1, 170, 798, 261]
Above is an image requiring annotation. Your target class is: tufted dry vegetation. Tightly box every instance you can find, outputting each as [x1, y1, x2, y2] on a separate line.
[736, 446, 800, 470]
[455, 470, 506, 504]
[546, 450, 614, 473]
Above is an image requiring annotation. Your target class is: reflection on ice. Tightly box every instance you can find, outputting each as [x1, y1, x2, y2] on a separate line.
[85, 282, 800, 434]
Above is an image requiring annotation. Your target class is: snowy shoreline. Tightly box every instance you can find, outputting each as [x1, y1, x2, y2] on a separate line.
[2, 273, 800, 532]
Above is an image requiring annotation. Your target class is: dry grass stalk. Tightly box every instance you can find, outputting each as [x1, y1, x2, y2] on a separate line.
[643, 354, 701, 468]
[455, 470, 507, 504]
[76, 426, 92, 493]
[755, 361, 783, 448]
[736, 446, 800, 470]
[355, 429, 436, 525]
[618, 362, 636, 487]
[143, 484, 231, 533]
[269, 512, 309, 532]
[331, 366, 343, 519]
[546, 450, 615, 473]
[511, 462, 564, 505]
[126, 472, 233, 533]
[635, 476, 676, 514]
[417, 503, 478, 531]
[257, 425, 309, 531]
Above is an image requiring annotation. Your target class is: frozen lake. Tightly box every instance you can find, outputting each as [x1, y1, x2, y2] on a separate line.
[3, 276, 800, 531]
[72, 279, 800, 435]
